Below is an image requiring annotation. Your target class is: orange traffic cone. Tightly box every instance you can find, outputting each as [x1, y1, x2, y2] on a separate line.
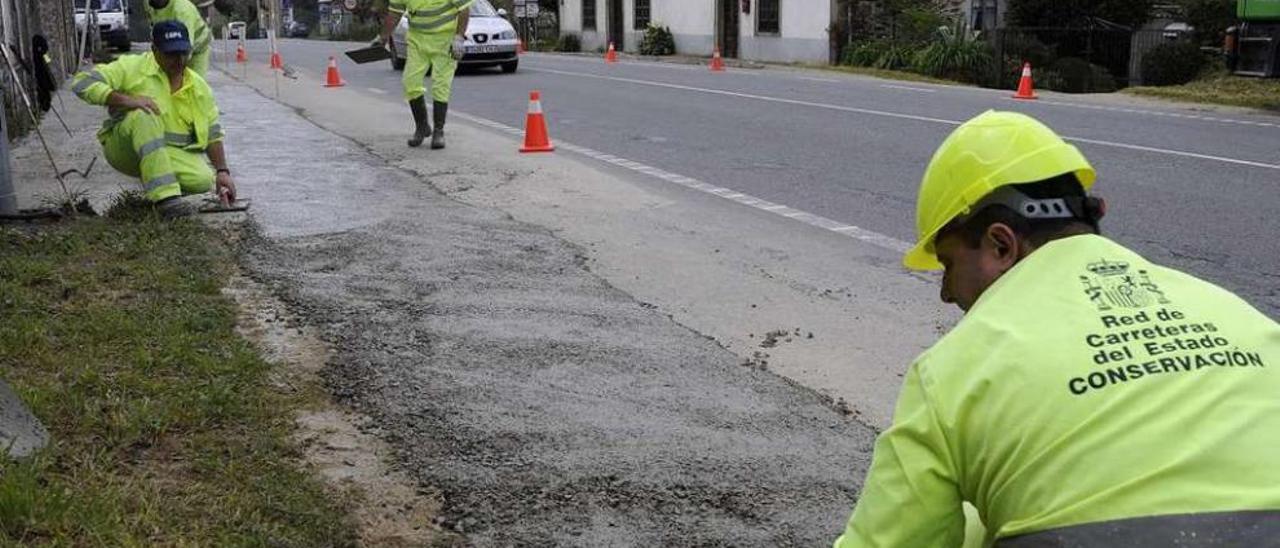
[605, 42, 617, 64]
[323, 56, 345, 87]
[520, 90, 554, 153]
[236, 43, 247, 63]
[709, 47, 726, 72]
[270, 50, 283, 70]
[1012, 62, 1037, 100]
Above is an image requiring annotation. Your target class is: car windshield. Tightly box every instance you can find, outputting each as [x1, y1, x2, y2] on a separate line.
[470, 0, 499, 17]
[74, 0, 122, 12]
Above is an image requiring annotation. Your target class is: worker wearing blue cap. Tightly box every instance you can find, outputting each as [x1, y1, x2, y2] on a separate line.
[70, 20, 236, 219]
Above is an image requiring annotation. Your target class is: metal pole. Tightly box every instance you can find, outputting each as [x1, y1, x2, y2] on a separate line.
[0, 87, 17, 215]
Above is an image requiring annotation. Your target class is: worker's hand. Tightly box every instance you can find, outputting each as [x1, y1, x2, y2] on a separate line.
[451, 34, 466, 60]
[126, 95, 161, 115]
[215, 170, 237, 206]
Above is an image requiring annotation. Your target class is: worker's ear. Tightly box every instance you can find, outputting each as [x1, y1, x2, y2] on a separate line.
[984, 222, 1021, 273]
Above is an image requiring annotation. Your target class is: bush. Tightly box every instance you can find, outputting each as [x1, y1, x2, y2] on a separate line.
[910, 26, 994, 83]
[638, 24, 676, 55]
[556, 33, 581, 52]
[1050, 57, 1118, 93]
[842, 41, 891, 67]
[874, 44, 915, 71]
[1141, 41, 1206, 86]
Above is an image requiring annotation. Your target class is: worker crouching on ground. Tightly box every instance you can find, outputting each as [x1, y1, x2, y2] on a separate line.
[380, 0, 472, 149]
[72, 21, 236, 220]
[835, 111, 1279, 546]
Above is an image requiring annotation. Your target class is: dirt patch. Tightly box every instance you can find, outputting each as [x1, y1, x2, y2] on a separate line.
[223, 273, 456, 547]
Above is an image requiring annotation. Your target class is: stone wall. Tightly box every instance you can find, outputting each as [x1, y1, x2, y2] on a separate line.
[2, 0, 78, 139]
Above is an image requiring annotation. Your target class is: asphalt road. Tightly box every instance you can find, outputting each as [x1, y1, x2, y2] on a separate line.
[241, 39, 1280, 318]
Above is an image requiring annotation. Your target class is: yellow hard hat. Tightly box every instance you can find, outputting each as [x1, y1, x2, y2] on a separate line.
[904, 111, 1096, 271]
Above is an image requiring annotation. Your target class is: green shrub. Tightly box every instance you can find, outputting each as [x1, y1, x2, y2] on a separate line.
[556, 33, 582, 52]
[910, 26, 994, 83]
[1141, 41, 1206, 86]
[1050, 57, 1118, 93]
[842, 41, 890, 67]
[997, 32, 1056, 70]
[875, 44, 915, 71]
[638, 24, 676, 55]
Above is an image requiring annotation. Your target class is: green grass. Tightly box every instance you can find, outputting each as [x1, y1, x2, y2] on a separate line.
[1125, 74, 1280, 111]
[800, 63, 968, 86]
[0, 194, 357, 546]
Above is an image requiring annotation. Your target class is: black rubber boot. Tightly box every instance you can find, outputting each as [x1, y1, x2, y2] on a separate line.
[407, 96, 432, 148]
[431, 101, 448, 150]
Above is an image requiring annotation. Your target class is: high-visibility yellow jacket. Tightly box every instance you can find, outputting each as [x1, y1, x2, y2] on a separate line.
[836, 234, 1280, 547]
[388, 0, 473, 36]
[71, 52, 223, 152]
[144, 0, 211, 57]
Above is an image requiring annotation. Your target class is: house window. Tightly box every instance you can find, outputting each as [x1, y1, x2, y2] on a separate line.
[971, 0, 998, 31]
[634, 0, 650, 30]
[583, 0, 597, 31]
[757, 0, 780, 35]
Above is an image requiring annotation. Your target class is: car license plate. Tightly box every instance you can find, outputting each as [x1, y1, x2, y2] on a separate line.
[466, 45, 504, 54]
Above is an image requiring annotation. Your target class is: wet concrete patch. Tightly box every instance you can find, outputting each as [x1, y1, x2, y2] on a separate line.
[219, 75, 876, 544]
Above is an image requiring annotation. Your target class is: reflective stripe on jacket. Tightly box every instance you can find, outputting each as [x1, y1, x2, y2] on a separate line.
[71, 52, 223, 151]
[388, 0, 473, 35]
[835, 234, 1280, 547]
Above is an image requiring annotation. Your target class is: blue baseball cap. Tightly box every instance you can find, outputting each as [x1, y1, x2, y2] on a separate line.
[152, 20, 192, 54]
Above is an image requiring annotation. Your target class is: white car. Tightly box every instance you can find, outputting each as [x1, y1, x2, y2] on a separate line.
[392, 0, 519, 73]
[74, 0, 131, 51]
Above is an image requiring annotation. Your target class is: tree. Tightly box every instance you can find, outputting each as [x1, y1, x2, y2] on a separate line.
[213, 0, 257, 21]
[1008, 0, 1155, 29]
[1176, 0, 1237, 45]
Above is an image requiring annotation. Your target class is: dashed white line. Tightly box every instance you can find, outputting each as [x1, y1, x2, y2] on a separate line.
[880, 84, 937, 93]
[527, 67, 1280, 171]
[451, 110, 914, 255]
[366, 87, 387, 95]
[797, 76, 840, 83]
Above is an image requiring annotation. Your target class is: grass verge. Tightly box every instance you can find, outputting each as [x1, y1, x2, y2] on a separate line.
[0, 194, 357, 545]
[1124, 75, 1280, 111]
[800, 63, 968, 86]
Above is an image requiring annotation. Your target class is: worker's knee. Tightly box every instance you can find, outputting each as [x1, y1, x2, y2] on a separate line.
[120, 109, 164, 132]
[172, 152, 214, 195]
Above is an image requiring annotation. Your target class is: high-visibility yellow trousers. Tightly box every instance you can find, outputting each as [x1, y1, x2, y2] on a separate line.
[402, 31, 457, 102]
[101, 110, 213, 202]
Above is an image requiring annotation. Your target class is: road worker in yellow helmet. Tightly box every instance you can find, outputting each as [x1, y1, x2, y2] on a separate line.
[835, 111, 1280, 547]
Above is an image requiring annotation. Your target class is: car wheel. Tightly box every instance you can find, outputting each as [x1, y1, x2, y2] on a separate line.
[500, 60, 518, 73]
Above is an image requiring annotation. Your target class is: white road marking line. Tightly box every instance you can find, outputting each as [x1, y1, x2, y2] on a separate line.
[880, 84, 936, 93]
[1035, 99, 1278, 129]
[537, 55, 1276, 129]
[450, 110, 915, 255]
[527, 67, 1280, 171]
[1066, 137, 1280, 170]
[528, 67, 963, 125]
[366, 87, 387, 95]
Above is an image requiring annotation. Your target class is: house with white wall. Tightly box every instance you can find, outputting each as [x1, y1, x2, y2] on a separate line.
[559, 0, 838, 64]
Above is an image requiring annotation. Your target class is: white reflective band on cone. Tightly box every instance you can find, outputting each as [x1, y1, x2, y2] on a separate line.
[528, 101, 542, 114]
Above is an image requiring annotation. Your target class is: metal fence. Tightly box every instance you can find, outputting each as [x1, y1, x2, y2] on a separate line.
[985, 27, 1190, 90]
